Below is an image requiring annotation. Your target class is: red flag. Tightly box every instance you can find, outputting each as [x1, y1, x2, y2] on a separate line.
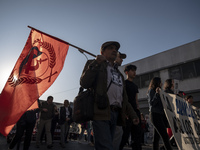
[0, 29, 69, 136]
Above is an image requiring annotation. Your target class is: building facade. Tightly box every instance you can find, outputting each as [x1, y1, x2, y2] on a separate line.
[119, 39, 200, 115]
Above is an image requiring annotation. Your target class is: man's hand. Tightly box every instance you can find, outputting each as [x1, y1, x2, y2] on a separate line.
[43, 108, 48, 112]
[96, 55, 106, 64]
[156, 87, 160, 94]
[132, 118, 139, 125]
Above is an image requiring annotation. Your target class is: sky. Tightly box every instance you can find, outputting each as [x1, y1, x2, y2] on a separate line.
[0, 0, 200, 104]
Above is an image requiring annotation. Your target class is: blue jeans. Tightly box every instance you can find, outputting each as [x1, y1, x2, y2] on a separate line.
[93, 111, 118, 150]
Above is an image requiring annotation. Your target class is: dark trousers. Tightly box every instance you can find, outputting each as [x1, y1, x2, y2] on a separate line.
[9, 121, 35, 150]
[51, 120, 57, 141]
[150, 112, 172, 150]
[40, 127, 46, 142]
[119, 109, 142, 150]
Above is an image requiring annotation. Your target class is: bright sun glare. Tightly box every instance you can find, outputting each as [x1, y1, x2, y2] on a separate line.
[13, 75, 18, 82]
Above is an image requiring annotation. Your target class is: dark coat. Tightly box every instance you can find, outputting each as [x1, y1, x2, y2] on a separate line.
[59, 106, 72, 125]
[80, 59, 138, 126]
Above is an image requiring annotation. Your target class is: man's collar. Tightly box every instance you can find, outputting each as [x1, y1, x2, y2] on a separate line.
[107, 61, 116, 67]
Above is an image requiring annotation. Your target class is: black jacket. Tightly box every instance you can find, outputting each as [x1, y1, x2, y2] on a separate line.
[59, 106, 72, 125]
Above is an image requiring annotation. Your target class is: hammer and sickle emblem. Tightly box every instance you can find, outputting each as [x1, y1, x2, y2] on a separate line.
[19, 47, 44, 76]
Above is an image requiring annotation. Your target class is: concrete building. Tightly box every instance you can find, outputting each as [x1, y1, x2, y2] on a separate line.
[119, 39, 200, 115]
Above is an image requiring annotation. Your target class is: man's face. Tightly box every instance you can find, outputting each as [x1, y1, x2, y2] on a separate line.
[187, 97, 193, 104]
[47, 97, 53, 104]
[115, 53, 123, 66]
[64, 100, 69, 107]
[127, 69, 136, 78]
[102, 45, 118, 62]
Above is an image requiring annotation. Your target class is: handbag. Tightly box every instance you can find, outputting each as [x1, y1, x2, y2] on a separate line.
[72, 87, 94, 123]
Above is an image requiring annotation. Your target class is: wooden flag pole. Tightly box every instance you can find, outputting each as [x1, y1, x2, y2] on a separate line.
[28, 26, 96, 58]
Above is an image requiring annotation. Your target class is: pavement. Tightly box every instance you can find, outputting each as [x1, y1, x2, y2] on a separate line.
[0, 134, 153, 150]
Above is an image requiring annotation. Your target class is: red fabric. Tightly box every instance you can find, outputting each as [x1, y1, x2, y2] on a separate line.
[0, 29, 69, 136]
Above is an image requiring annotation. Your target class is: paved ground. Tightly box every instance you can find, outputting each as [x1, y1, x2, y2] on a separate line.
[0, 135, 180, 150]
[0, 134, 153, 150]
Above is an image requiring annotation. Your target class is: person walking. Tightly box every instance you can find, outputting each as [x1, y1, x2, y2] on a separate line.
[59, 99, 72, 148]
[80, 41, 139, 150]
[164, 79, 177, 148]
[36, 96, 55, 149]
[8, 100, 40, 150]
[147, 77, 172, 150]
[119, 64, 142, 150]
[113, 51, 126, 150]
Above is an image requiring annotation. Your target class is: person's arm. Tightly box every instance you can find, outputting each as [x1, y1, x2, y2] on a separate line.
[69, 107, 72, 120]
[60, 107, 65, 121]
[125, 102, 139, 125]
[40, 101, 47, 112]
[37, 99, 41, 108]
[123, 78, 139, 125]
[136, 93, 139, 109]
[34, 99, 41, 113]
[80, 55, 107, 89]
[52, 105, 56, 118]
[80, 59, 99, 89]
[67, 107, 73, 123]
[148, 88, 161, 106]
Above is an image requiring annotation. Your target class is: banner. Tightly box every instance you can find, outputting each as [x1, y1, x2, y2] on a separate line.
[0, 29, 69, 136]
[160, 90, 200, 150]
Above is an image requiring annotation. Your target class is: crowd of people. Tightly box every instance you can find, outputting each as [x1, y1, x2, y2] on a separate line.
[6, 41, 195, 150]
[7, 97, 74, 149]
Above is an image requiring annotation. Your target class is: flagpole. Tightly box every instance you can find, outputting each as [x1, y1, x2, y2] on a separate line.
[27, 26, 96, 58]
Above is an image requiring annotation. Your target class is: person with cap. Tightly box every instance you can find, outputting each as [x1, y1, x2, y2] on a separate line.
[80, 41, 139, 150]
[119, 64, 142, 150]
[113, 51, 126, 150]
[114, 52, 126, 66]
